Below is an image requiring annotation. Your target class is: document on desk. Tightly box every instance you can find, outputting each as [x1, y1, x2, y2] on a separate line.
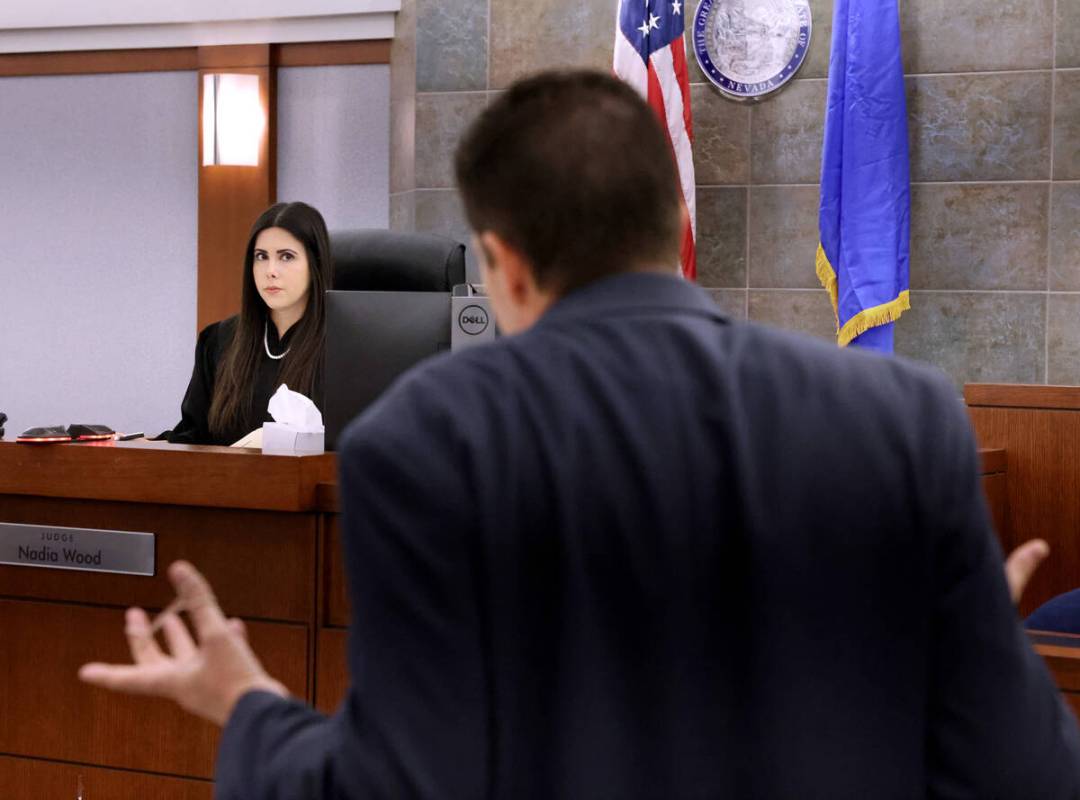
[0, 522, 155, 576]
[232, 428, 263, 448]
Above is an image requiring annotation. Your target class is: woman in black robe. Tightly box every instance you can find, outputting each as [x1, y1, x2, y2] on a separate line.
[162, 202, 332, 446]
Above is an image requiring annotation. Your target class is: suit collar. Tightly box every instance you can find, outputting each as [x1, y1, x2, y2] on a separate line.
[538, 271, 725, 326]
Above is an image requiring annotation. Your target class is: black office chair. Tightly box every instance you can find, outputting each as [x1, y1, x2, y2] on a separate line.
[323, 230, 468, 449]
[329, 229, 467, 292]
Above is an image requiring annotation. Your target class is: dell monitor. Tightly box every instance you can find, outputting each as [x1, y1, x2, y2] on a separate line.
[324, 290, 452, 450]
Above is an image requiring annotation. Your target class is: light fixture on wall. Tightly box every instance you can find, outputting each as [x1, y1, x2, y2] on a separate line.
[201, 73, 264, 167]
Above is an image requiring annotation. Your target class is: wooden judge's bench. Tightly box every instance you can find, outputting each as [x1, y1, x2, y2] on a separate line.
[1, 385, 1080, 797]
[0, 440, 351, 799]
[965, 384, 1080, 719]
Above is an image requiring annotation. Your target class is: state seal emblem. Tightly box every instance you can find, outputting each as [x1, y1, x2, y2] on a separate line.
[693, 0, 812, 100]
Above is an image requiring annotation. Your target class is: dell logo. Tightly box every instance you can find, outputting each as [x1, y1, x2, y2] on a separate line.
[458, 304, 490, 335]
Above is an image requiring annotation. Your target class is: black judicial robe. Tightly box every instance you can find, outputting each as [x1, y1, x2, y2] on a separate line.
[163, 316, 321, 447]
[215, 273, 1080, 799]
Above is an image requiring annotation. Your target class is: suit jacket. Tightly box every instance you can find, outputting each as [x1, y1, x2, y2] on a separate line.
[216, 272, 1080, 799]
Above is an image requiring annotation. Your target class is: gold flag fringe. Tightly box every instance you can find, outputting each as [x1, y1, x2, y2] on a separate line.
[816, 243, 910, 348]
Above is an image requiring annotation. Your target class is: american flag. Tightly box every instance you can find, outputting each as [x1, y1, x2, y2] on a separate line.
[614, 0, 697, 281]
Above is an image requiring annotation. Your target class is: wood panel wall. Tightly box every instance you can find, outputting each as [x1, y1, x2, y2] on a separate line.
[196, 45, 276, 331]
[966, 384, 1080, 616]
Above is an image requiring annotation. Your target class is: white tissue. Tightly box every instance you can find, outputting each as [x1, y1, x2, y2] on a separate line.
[262, 384, 325, 454]
[268, 384, 323, 429]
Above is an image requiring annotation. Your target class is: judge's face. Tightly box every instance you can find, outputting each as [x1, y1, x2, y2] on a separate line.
[252, 227, 311, 317]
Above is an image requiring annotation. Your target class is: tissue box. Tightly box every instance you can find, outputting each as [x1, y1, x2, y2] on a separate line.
[261, 422, 325, 455]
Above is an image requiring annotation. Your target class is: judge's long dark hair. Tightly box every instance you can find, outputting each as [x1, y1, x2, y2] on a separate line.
[208, 202, 333, 439]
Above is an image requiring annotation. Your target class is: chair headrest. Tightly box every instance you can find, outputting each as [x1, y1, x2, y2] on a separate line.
[330, 229, 466, 292]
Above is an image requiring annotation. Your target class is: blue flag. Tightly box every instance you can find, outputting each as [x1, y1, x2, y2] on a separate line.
[817, 0, 911, 352]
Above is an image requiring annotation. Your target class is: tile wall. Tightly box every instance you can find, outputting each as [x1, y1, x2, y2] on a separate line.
[397, 0, 1080, 386]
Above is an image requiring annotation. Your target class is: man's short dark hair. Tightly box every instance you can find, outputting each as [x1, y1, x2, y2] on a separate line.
[454, 69, 683, 293]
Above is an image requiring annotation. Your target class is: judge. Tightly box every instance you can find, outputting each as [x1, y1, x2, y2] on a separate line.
[162, 202, 332, 446]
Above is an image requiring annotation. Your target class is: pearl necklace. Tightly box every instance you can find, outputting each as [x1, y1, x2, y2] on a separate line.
[264, 321, 291, 360]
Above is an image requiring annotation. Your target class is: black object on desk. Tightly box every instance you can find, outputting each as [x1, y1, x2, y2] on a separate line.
[0, 412, 6, 438]
[67, 424, 116, 442]
[17, 426, 71, 443]
[16, 424, 116, 443]
[324, 291, 451, 451]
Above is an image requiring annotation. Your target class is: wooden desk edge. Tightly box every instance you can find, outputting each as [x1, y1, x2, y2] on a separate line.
[966, 383, 1080, 411]
[1030, 631, 1080, 692]
[0, 442, 336, 513]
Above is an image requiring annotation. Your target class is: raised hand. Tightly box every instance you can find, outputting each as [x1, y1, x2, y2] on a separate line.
[79, 560, 288, 726]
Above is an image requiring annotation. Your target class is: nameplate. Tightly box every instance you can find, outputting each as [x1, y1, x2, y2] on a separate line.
[0, 522, 155, 576]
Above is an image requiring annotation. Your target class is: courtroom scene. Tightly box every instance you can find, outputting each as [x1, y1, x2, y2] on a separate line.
[4, 0, 1080, 797]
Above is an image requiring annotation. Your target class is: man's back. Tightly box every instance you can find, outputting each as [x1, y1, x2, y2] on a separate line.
[330, 272, 1080, 799]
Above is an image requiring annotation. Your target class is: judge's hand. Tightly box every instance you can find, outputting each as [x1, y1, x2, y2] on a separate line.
[78, 560, 288, 727]
[1005, 539, 1050, 605]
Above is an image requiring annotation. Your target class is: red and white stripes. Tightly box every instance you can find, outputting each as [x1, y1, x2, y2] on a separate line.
[614, 10, 697, 281]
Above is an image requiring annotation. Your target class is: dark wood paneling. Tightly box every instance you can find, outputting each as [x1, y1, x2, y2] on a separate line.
[0, 40, 389, 80]
[0, 48, 197, 77]
[981, 472, 1010, 552]
[274, 40, 392, 66]
[1063, 692, 1080, 722]
[0, 442, 334, 512]
[967, 384, 1080, 411]
[967, 388, 1080, 616]
[198, 44, 271, 69]
[979, 447, 1007, 475]
[0, 497, 315, 622]
[0, 447, 337, 788]
[0, 600, 307, 779]
[316, 482, 340, 513]
[315, 627, 349, 714]
[0, 756, 212, 800]
[325, 516, 350, 627]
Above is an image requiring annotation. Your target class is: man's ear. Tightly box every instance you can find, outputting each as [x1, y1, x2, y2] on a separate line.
[479, 231, 536, 302]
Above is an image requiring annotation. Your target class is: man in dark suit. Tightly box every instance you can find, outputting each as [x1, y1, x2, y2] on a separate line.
[81, 70, 1080, 798]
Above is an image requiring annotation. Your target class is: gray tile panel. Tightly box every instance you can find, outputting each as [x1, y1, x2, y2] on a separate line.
[750, 79, 827, 186]
[896, 292, 1046, 386]
[801, 0, 834, 80]
[901, 0, 1053, 73]
[1050, 184, 1080, 291]
[1054, 72, 1080, 180]
[696, 188, 748, 288]
[907, 72, 1052, 183]
[417, 0, 489, 92]
[692, 83, 751, 185]
[1058, 0, 1080, 68]
[1048, 294, 1080, 383]
[749, 186, 821, 289]
[490, 0, 614, 89]
[748, 289, 838, 342]
[415, 92, 488, 190]
[909, 183, 1049, 291]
